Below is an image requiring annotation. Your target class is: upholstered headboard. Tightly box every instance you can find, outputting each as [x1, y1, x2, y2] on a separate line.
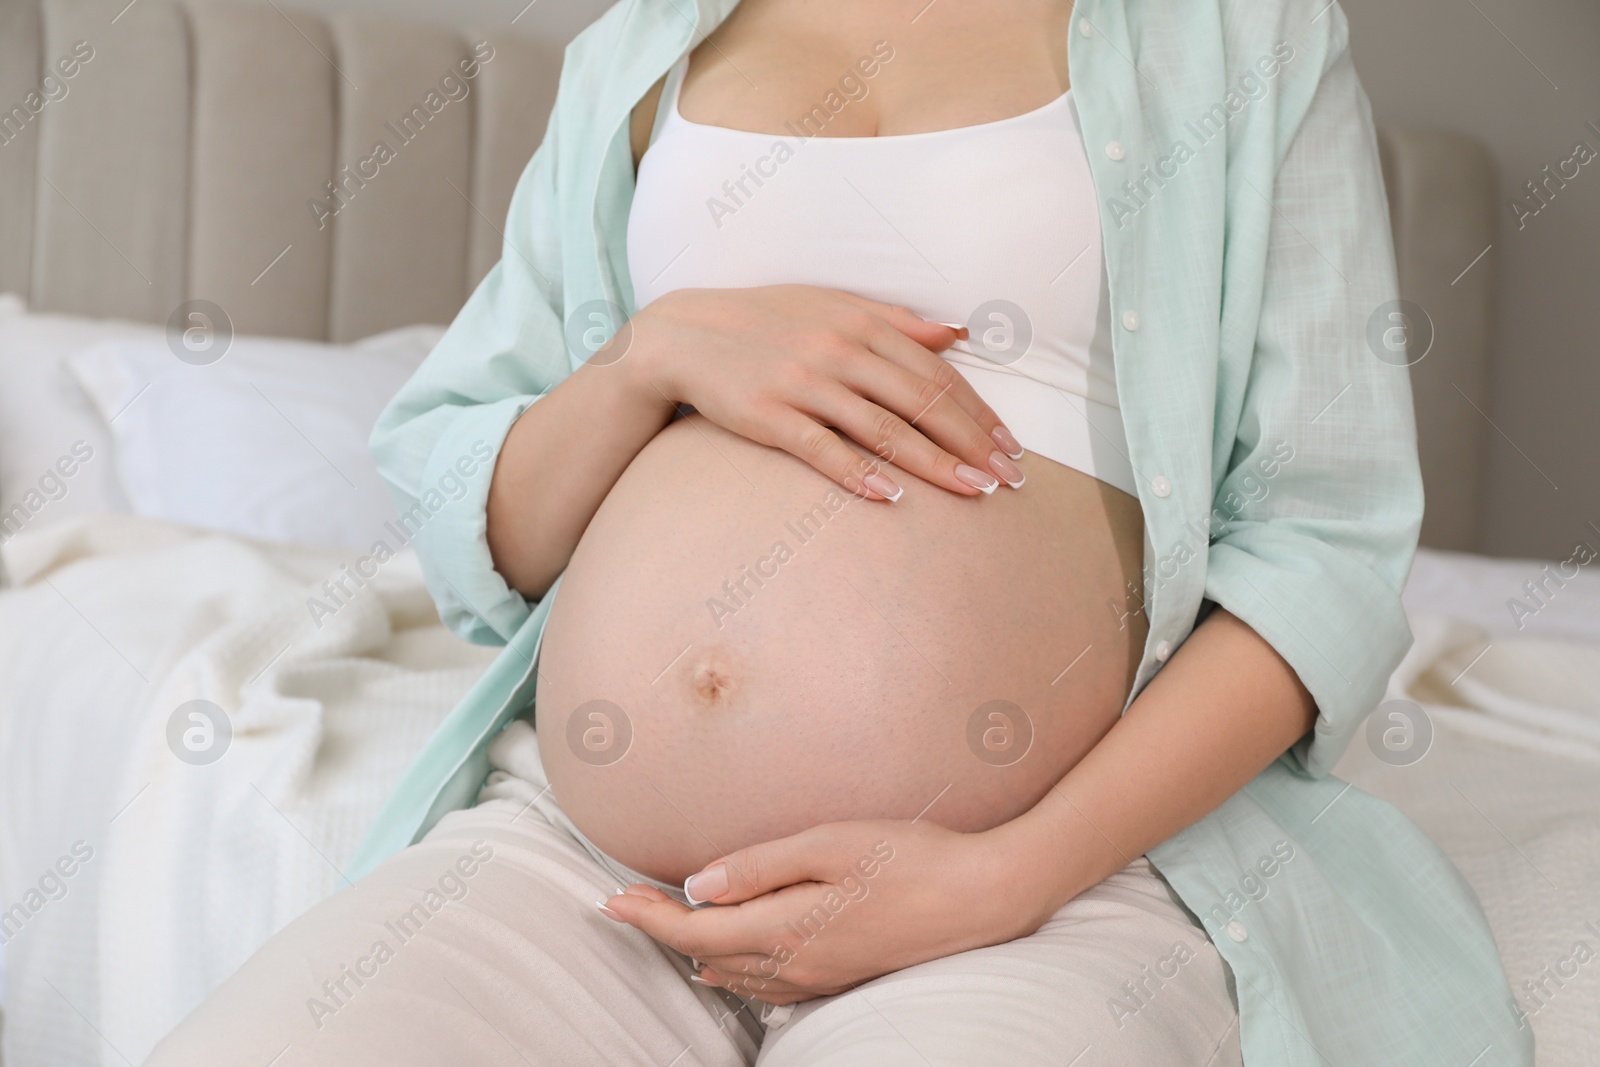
[0, 0, 559, 342]
[0, 0, 1496, 551]
[1375, 128, 1496, 553]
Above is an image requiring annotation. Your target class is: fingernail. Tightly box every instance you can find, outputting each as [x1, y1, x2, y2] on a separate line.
[684, 863, 729, 905]
[595, 899, 623, 921]
[988, 451, 1025, 489]
[991, 424, 1023, 459]
[862, 472, 903, 502]
[955, 464, 999, 494]
[689, 973, 715, 985]
[937, 321, 970, 339]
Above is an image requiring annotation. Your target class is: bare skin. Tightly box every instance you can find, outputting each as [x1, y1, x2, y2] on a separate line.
[536, 413, 1147, 882]
[487, 0, 1318, 1004]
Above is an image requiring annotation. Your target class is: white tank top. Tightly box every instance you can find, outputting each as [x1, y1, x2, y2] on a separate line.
[627, 54, 1135, 497]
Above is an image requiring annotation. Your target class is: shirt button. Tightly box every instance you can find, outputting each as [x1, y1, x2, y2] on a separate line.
[1121, 309, 1141, 331]
[1077, 16, 1094, 37]
[1155, 640, 1172, 662]
[1226, 920, 1249, 943]
[1151, 476, 1172, 498]
[1105, 140, 1126, 161]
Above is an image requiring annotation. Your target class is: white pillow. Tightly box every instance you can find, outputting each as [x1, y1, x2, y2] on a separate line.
[67, 323, 443, 552]
[0, 293, 141, 537]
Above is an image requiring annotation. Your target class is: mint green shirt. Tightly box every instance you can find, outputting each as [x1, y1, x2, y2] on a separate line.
[356, 1, 1530, 1062]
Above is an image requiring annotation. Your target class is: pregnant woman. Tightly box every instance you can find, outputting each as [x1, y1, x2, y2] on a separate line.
[153, 0, 1527, 1064]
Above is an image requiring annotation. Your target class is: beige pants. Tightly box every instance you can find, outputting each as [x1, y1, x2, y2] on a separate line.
[149, 721, 1242, 1066]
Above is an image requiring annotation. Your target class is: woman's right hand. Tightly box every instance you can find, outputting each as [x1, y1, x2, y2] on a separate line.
[620, 285, 1026, 501]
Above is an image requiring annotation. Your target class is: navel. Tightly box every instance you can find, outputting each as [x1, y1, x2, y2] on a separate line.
[692, 664, 735, 706]
[687, 650, 739, 709]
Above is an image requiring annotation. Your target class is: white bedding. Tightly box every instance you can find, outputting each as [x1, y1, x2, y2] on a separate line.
[1332, 658, 1600, 1061]
[0, 294, 446, 557]
[0, 516, 496, 1066]
[0, 526, 1596, 1065]
[1339, 547, 1600, 1065]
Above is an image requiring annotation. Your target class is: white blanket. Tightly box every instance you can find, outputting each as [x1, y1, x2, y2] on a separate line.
[0, 516, 495, 1067]
[1333, 612, 1600, 1065]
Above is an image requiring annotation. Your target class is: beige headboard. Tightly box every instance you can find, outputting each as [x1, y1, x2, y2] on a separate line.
[0, 0, 1496, 551]
[0, 0, 558, 342]
[1376, 128, 1496, 553]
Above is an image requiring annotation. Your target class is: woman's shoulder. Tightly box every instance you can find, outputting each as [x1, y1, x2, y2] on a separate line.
[561, 0, 721, 68]
[554, 0, 699, 117]
[1114, 0, 1351, 127]
[1206, 0, 1350, 70]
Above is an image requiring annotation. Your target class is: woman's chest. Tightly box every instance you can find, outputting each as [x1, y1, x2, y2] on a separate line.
[674, 0, 1075, 139]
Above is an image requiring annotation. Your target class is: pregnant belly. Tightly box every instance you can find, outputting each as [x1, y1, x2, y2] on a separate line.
[535, 414, 1148, 884]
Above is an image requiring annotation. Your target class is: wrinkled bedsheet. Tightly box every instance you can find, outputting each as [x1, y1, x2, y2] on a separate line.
[0, 516, 495, 1066]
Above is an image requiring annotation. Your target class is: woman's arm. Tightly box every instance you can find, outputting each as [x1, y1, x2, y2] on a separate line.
[484, 346, 676, 599]
[482, 77, 682, 598]
[996, 605, 1316, 923]
[484, 286, 1025, 599]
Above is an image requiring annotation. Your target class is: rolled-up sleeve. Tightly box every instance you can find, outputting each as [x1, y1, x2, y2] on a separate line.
[369, 110, 571, 647]
[1203, 16, 1424, 777]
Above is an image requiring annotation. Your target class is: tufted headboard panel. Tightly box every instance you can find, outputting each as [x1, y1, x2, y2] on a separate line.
[0, 0, 1497, 550]
[0, 0, 558, 342]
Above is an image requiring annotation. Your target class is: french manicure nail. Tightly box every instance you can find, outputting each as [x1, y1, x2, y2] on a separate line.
[955, 464, 999, 494]
[991, 424, 1024, 459]
[595, 900, 623, 920]
[862, 471, 903, 502]
[689, 973, 714, 985]
[684, 863, 729, 905]
[988, 451, 1025, 489]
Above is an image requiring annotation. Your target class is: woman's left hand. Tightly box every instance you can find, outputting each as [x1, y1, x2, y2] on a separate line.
[598, 819, 1053, 1004]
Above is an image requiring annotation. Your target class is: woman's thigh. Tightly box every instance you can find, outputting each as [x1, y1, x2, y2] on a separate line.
[755, 857, 1240, 1067]
[146, 797, 758, 1067]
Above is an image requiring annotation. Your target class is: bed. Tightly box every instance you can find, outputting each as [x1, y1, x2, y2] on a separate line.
[0, 1, 1595, 1064]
